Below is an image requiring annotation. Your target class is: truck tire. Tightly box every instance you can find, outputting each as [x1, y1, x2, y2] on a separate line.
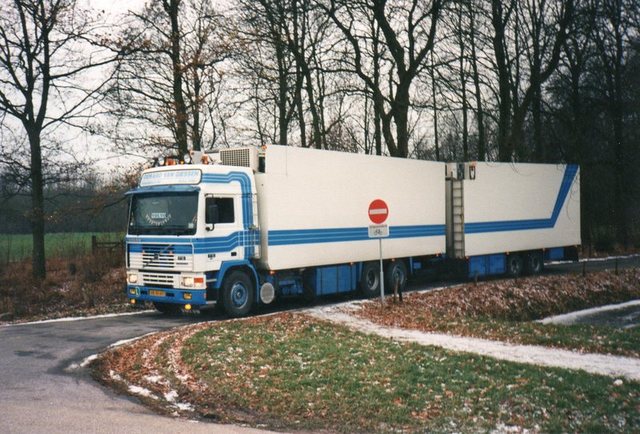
[525, 251, 544, 275]
[506, 254, 523, 277]
[359, 262, 381, 298]
[153, 302, 180, 315]
[222, 270, 255, 318]
[385, 261, 407, 294]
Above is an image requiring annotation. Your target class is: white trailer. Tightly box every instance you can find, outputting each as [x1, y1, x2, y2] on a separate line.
[124, 145, 580, 317]
[255, 146, 446, 270]
[446, 162, 581, 277]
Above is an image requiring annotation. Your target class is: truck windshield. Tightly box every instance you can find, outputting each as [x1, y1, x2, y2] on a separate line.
[128, 192, 198, 235]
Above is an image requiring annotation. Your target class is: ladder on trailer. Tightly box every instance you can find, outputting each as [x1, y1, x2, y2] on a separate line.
[450, 179, 465, 258]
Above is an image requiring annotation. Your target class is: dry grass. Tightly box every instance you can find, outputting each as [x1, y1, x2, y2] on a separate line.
[0, 249, 127, 322]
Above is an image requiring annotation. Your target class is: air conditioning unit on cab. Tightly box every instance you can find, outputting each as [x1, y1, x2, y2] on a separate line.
[219, 147, 260, 172]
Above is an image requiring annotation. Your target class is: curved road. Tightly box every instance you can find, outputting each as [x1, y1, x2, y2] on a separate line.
[0, 256, 637, 433]
[0, 312, 271, 434]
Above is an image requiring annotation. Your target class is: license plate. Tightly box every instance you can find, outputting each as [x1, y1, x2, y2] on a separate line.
[149, 289, 166, 297]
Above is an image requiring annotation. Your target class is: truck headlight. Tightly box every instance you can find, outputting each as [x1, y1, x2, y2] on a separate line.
[181, 276, 205, 288]
[127, 273, 139, 284]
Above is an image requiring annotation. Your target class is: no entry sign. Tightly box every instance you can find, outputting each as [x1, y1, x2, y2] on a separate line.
[368, 199, 389, 224]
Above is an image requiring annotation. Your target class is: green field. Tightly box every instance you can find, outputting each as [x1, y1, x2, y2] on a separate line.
[0, 232, 123, 263]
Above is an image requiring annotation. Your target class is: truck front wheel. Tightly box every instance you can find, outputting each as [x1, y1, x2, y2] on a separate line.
[222, 270, 255, 318]
[359, 262, 381, 298]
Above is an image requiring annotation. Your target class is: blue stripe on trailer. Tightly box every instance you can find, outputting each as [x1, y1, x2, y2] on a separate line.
[268, 224, 446, 246]
[465, 164, 578, 234]
[126, 223, 445, 252]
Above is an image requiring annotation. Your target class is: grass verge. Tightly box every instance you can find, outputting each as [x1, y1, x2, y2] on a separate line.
[94, 313, 640, 433]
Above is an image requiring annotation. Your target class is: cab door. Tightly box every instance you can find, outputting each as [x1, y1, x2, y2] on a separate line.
[204, 194, 244, 263]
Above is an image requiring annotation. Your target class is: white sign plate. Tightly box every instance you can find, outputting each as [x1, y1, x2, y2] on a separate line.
[368, 224, 389, 238]
[140, 169, 202, 187]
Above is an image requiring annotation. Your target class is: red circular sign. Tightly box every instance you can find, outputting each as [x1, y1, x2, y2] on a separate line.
[368, 199, 389, 224]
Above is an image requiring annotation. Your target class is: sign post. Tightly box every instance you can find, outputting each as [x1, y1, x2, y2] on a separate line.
[368, 199, 389, 302]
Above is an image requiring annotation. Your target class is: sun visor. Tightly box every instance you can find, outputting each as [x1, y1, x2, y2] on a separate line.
[124, 185, 200, 196]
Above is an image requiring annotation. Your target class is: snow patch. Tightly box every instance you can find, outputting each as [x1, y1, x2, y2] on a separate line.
[109, 331, 156, 349]
[164, 390, 194, 411]
[128, 385, 159, 400]
[538, 300, 640, 325]
[109, 370, 123, 382]
[4, 310, 153, 327]
[174, 402, 194, 412]
[547, 253, 640, 265]
[164, 390, 179, 402]
[492, 423, 536, 434]
[144, 375, 164, 384]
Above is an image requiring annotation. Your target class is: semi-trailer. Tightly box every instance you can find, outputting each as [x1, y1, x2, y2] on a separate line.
[124, 145, 580, 317]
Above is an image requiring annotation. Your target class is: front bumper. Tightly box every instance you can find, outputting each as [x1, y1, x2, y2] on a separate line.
[126, 285, 207, 306]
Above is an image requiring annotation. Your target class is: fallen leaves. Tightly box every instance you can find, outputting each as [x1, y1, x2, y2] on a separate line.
[351, 269, 640, 356]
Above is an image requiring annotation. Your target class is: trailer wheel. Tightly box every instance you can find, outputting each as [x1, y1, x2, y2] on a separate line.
[359, 262, 381, 298]
[506, 254, 524, 277]
[153, 302, 181, 315]
[525, 251, 544, 275]
[222, 270, 255, 318]
[385, 261, 407, 294]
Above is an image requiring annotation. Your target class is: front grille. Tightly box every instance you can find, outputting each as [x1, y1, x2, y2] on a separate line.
[142, 272, 177, 287]
[128, 242, 194, 271]
[141, 251, 176, 268]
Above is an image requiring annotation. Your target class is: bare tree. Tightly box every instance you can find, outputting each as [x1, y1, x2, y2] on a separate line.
[319, 0, 445, 158]
[108, 0, 232, 157]
[236, 0, 296, 146]
[0, 0, 118, 279]
[592, 0, 637, 247]
[467, 1, 487, 161]
[490, 0, 574, 161]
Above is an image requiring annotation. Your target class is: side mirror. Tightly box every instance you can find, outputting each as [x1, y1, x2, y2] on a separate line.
[205, 199, 219, 231]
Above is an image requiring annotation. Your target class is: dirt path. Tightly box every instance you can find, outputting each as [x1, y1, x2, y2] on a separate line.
[307, 304, 640, 382]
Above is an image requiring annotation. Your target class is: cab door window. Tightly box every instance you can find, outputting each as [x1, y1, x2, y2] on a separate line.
[206, 197, 235, 225]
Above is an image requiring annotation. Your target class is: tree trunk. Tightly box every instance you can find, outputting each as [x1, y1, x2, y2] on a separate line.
[469, 2, 485, 161]
[492, 0, 513, 161]
[430, 60, 440, 161]
[612, 4, 628, 248]
[191, 69, 202, 151]
[393, 84, 410, 158]
[458, 2, 468, 161]
[164, 0, 189, 156]
[295, 63, 307, 148]
[28, 129, 46, 280]
[373, 22, 382, 156]
[275, 40, 288, 146]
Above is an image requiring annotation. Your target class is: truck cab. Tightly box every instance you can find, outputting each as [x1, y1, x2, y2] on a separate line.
[125, 152, 260, 316]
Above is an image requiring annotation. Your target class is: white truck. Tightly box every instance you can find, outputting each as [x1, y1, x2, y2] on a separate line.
[125, 145, 580, 317]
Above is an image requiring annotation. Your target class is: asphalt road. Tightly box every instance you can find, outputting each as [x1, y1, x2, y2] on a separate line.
[0, 255, 638, 433]
[0, 312, 272, 434]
